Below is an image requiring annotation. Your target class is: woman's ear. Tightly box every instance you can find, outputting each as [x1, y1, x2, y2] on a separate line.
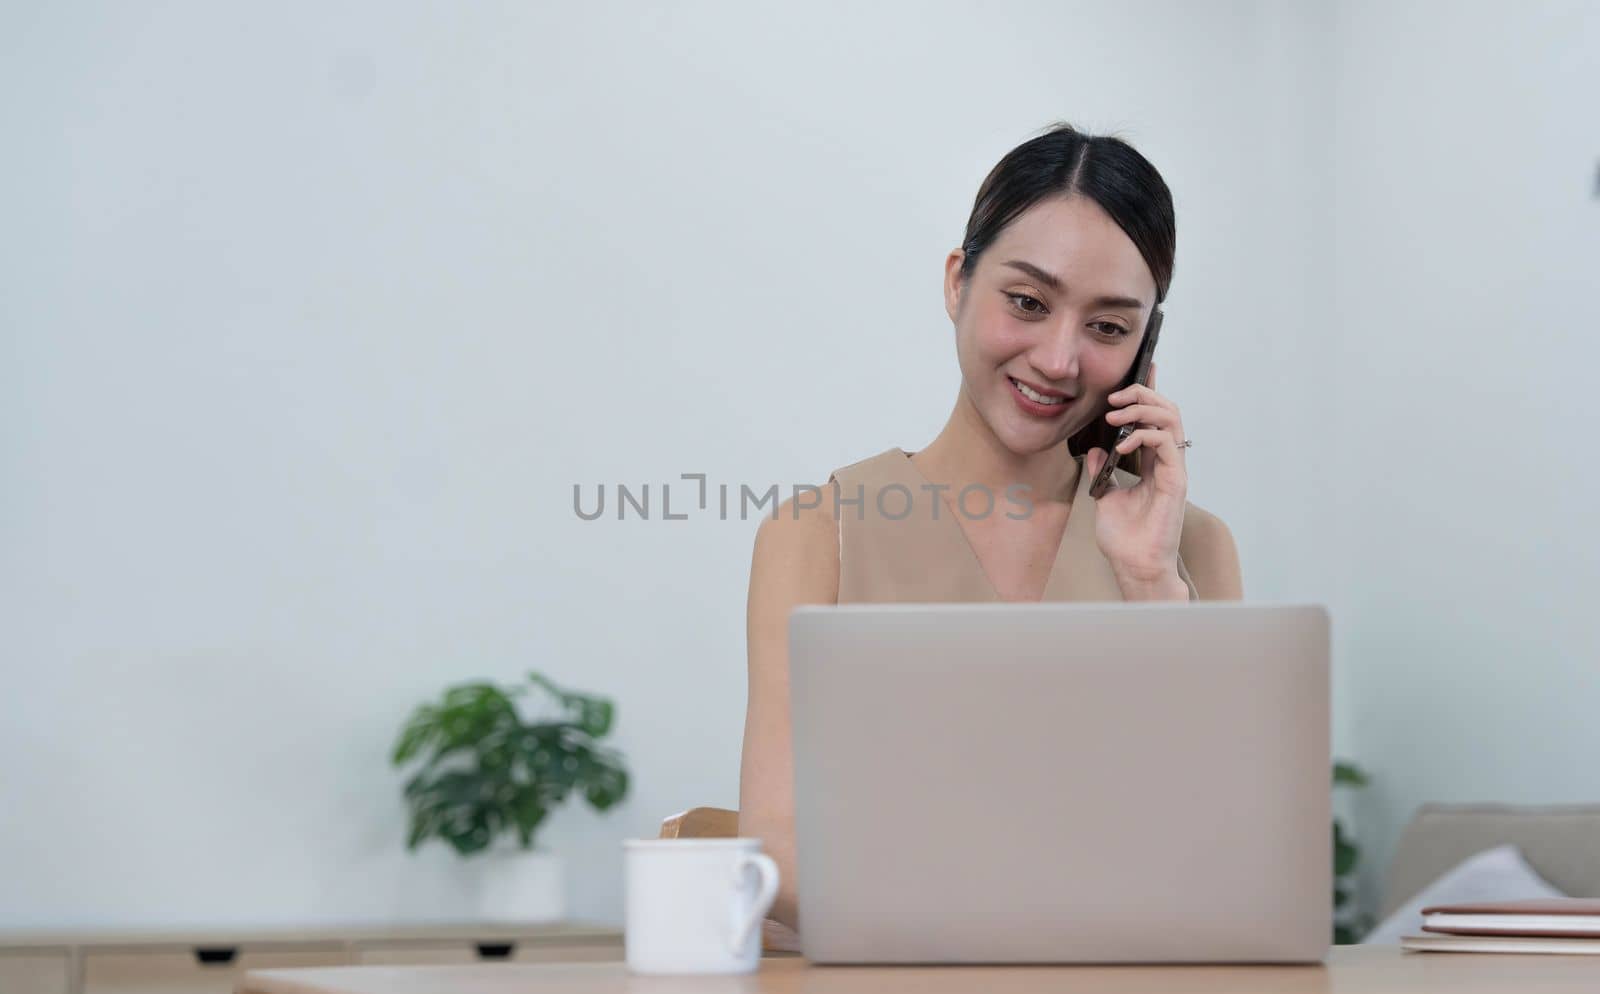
[943, 249, 965, 322]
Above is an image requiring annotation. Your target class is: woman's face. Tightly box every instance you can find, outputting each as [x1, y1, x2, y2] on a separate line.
[944, 193, 1158, 457]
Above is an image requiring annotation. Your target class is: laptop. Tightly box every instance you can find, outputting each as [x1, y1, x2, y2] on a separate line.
[787, 602, 1331, 964]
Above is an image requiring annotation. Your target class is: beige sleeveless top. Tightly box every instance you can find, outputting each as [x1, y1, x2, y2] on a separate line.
[825, 447, 1199, 603]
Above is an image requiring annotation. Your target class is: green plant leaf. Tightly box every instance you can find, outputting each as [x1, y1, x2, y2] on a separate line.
[513, 787, 548, 849]
[443, 808, 493, 856]
[405, 810, 434, 851]
[1333, 820, 1360, 877]
[583, 760, 629, 810]
[527, 672, 616, 738]
[1333, 761, 1369, 788]
[578, 699, 614, 737]
[526, 671, 566, 697]
[1328, 766, 1369, 937]
[414, 684, 523, 774]
[475, 727, 518, 774]
[397, 672, 630, 857]
[403, 770, 431, 799]
[526, 672, 578, 718]
[393, 706, 440, 766]
[439, 685, 518, 738]
[1335, 837, 1359, 877]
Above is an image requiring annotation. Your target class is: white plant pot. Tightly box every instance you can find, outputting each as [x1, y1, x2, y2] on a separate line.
[477, 846, 566, 923]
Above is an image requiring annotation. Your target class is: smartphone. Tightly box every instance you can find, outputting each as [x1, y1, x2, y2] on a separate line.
[1088, 306, 1163, 499]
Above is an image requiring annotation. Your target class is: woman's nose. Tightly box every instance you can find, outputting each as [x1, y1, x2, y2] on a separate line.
[1029, 325, 1079, 381]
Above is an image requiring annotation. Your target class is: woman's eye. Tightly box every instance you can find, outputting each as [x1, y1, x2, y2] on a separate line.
[1007, 293, 1046, 315]
[1092, 321, 1131, 338]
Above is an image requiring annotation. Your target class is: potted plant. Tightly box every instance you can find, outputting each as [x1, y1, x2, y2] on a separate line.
[1333, 760, 1372, 944]
[392, 671, 629, 922]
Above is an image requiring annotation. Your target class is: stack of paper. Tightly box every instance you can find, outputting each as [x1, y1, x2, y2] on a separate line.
[1402, 899, 1600, 955]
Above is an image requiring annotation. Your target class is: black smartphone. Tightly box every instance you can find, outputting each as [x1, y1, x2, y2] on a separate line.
[1088, 306, 1163, 499]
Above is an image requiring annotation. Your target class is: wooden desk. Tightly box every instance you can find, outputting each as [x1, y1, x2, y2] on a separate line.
[0, 922, 619, 994]
[239, 946, 1600, 993]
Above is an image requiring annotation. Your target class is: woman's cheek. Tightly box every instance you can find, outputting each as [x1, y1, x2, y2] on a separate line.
[1081, 350, 1127, 393]
[975, 321, 1031, 360]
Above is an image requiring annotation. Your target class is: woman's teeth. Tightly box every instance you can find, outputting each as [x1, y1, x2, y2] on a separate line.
[1011, 378, 1066, 405]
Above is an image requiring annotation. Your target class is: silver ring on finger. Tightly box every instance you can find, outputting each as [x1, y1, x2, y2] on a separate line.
[1175, 439, 1194, 449]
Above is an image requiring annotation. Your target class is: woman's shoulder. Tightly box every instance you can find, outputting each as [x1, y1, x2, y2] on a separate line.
[1181, 499, 1232, 542]
[827, 446, 907, 486]
[749, 446, 902, 565]
[747, 444, 906, 605]
[748, 480, 841, 605]
[1178, 499, 1242, 599]
[753, 445, 900, 554]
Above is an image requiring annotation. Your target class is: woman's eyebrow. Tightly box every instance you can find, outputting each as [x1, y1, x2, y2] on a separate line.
[1000, 259, 1144, 310]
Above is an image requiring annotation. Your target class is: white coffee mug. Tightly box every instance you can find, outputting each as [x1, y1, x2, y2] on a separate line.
[623, 838, 780, 974]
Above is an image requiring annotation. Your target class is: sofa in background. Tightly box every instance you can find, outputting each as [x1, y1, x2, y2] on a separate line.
[1380, 802, 1600, 918]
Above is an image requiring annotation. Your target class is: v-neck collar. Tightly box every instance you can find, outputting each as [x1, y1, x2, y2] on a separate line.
[891, 447, 1125, 603]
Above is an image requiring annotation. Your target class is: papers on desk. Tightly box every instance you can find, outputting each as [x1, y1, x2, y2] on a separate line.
[1422, 899, 1600, 937]
[1403, 934, 1600, 955]
[1403, 898, 1600, 954]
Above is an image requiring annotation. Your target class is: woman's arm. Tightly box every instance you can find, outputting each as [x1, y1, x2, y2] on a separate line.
[1179, 502, 1243, 600]
[738, 489, 840, 932]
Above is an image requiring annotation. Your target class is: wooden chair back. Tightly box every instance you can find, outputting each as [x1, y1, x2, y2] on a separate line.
[656, 807, 800, 954]
[658, 806, 739, 840]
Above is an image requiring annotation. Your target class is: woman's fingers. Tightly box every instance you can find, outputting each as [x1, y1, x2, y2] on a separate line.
[1103, 377, 1187, 482]
[1088, 444, 1130, 492]
[1105, 403, 1180, 429]
[1115, 426, 1184, 466]
[1108, 383, 1178, 413]
[1085, 445, 1106, 480]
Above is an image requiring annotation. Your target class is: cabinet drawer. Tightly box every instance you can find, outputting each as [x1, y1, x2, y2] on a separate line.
[83, 947, 349, 994]
[355, 938, 620, 965]
[354, 943, 477, 965]
[0, 951, 71, 994]
[511, 939, 622, 963]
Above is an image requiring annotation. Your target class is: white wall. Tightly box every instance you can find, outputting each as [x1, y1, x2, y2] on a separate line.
[13, 0, 1591, 934]
[2, 0, 1340, 928]
[1328, 0, 1600, 916]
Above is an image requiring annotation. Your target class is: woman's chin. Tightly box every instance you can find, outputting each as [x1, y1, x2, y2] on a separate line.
[992, 410, 1078, 454]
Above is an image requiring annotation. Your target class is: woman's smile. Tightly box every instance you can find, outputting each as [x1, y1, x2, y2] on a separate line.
[1007, 375, 1076, 418]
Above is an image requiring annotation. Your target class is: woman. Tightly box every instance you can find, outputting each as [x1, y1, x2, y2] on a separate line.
[738, 123, 1243, 937]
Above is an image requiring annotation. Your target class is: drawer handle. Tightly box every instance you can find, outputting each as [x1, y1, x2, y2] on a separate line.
[194, 947, 239, 966]
[475, 942, 515, 960]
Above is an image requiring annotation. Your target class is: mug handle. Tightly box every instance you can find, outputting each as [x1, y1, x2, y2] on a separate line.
[727, 852, 781, 956]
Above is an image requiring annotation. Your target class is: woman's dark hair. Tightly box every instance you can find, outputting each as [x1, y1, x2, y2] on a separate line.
[957, 121, 1177, 468]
